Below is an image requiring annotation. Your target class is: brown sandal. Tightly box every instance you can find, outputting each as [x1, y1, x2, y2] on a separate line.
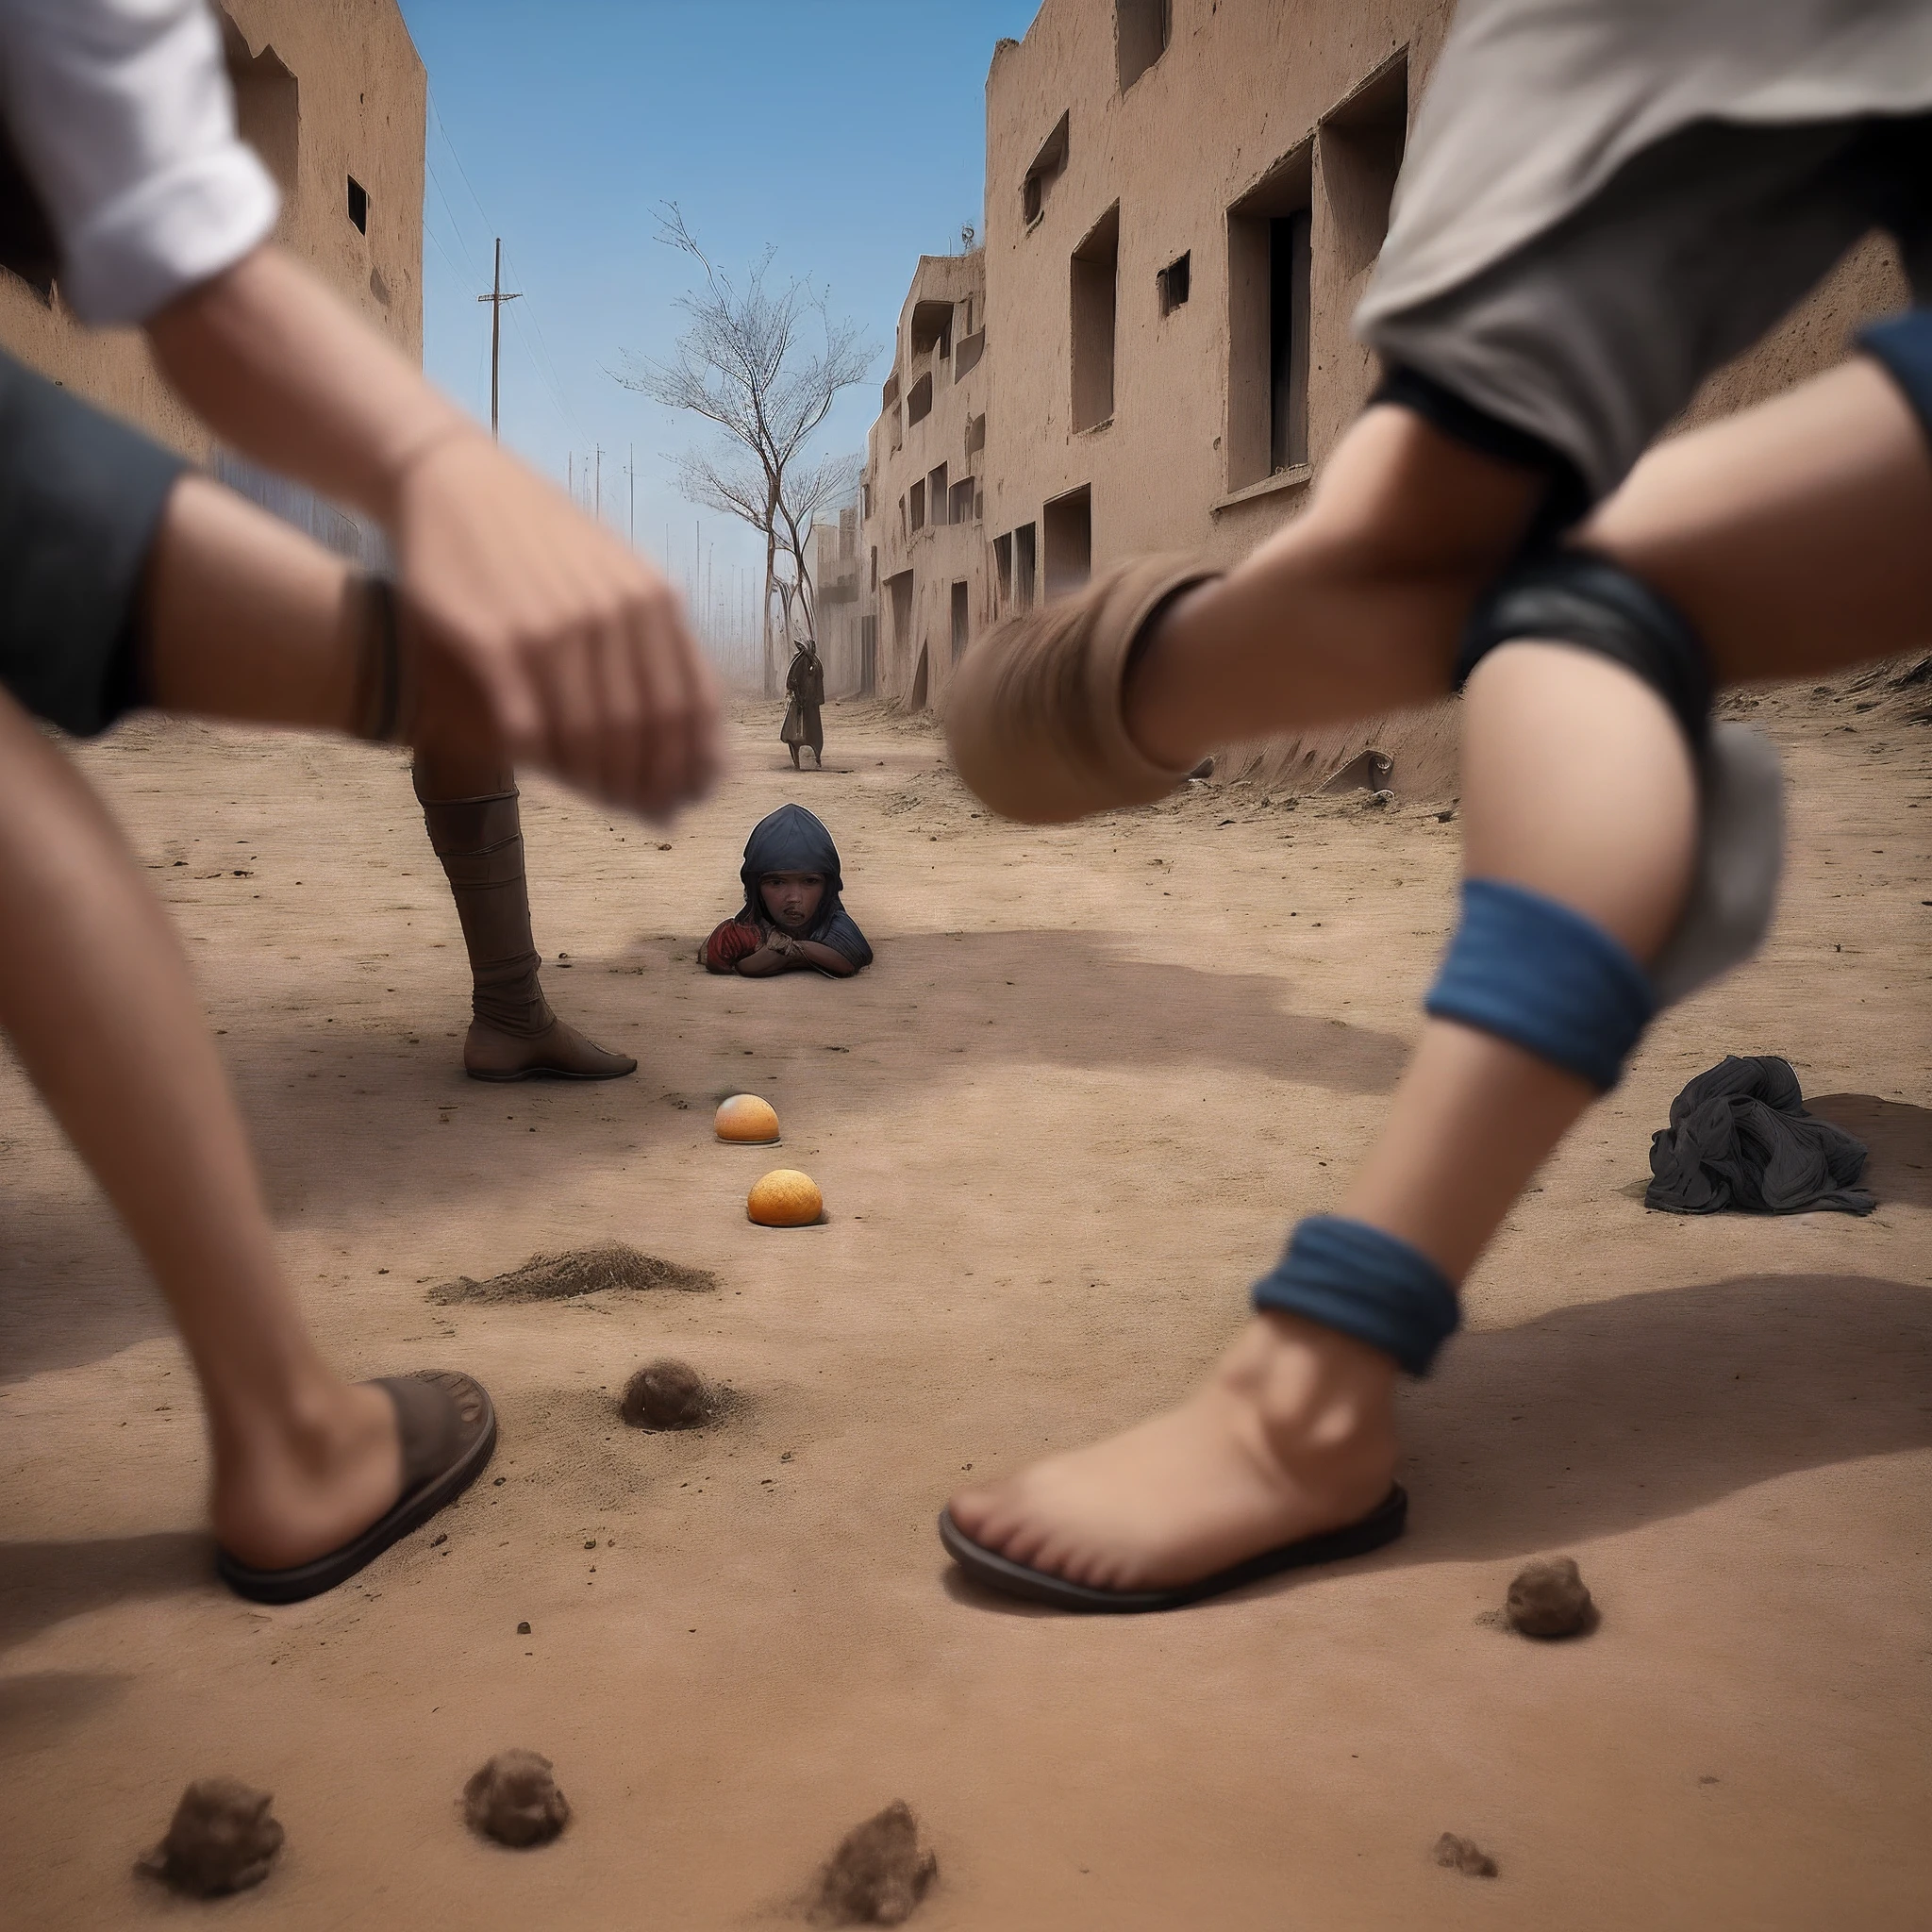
[943, 554, 1220, 824]
[216, 1371, 497, 1605]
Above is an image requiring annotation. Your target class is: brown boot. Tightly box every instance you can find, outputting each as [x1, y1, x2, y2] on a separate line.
[412, 772, 637, 1082]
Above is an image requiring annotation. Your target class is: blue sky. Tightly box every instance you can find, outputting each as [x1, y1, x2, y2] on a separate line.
[399, 1, 1042, 654]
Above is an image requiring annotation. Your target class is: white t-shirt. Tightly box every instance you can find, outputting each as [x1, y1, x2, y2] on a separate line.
[1359, 0, 1932, 334]
[0, 0, 277, 325]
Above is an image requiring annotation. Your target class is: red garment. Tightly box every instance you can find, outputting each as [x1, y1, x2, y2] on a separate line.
[704, 919, 765, 973]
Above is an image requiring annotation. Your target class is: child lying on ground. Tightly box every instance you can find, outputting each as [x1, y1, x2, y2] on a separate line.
[703, 804, 873, 979]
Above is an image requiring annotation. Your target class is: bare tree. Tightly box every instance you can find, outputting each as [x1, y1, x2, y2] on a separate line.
[615, 207, 874, 691]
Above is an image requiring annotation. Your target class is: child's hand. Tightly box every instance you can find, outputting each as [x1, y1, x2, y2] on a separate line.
[768, 930, 797, 957]
[707, 921, 765, 970]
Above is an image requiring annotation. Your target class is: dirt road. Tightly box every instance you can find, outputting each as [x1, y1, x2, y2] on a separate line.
[3, 684, 1928, 1927]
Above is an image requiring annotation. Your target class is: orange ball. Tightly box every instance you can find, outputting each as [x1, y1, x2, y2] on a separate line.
[747, 1169, 823, 1227]
[715, 1093, 780, 1143]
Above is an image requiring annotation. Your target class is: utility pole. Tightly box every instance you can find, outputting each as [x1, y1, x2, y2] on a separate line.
[476, 237, 523, 441]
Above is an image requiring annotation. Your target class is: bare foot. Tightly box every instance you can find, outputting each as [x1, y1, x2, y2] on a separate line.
[463, 1015, 636, 1080]
[947, 1312, 1399, 1592]
[210, 1379, 404, 1572]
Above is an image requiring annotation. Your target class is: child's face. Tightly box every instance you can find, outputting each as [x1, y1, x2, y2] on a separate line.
[759, 872, 825, 934]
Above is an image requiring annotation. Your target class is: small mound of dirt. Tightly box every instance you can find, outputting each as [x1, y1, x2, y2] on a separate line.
[429, 1243, 716, 1305]
[1432, 1832, 1498, 1878]
[621, 1358, 713, 1430]
[809, 1800, 938, 1925]
[463, 1749, 571, 1848]
[1506, 1556, 1598, 1639]
[136, 1777, 284, 1896]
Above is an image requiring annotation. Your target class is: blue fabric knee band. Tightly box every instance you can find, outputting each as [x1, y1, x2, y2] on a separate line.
[1426, 878, 1656, 1091]
[1861, 309, 1932, 453]
[1251, 1215, 1460, 1376]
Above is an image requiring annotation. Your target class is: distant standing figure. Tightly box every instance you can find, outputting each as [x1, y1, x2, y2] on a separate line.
[782, 638, 825, 769]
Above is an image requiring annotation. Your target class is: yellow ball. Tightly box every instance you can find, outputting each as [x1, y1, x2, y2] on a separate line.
[747, 1169, 823, 1227]
[715, 1093, 780, 1143]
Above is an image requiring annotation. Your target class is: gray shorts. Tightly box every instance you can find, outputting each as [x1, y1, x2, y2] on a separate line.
[0, 348, 186, 736]
[1364, 112, 1932, 508]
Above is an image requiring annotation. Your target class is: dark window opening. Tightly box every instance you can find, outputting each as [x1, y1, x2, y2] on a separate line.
[951, 581, 971, 662]
[907, 372, 933, 426]
[1023, 111, 1070, 225]
[887, 570, 914, 654]
[869, 545, 878, 591]
[927, 463, 949, 526]
[1268, 212, 1311, 473]
[909, 642, 929, 711]
[1158, 251, 1191, 313]
[1071, 203, 1120, 433]
[1043, 486, 1092, 601]
[859, 613, 877, 693]
[1117, 0, 1172, 92]
[1013, 523, 1037, 610]
[993, 532, 1013, 612]
[954, 327, 986, 379]
[1226, 141, 1312, 490]
[908, 480, 926, 533]
[346, 175, 369, 234]
[965, 411, 987, 458]
[949, 477, 976, 525]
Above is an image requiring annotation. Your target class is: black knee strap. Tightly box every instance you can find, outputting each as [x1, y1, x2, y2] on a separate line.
[1456, 548, 1711, 748]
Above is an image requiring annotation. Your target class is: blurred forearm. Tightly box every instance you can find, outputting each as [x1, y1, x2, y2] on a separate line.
[145, 244, 473, 525]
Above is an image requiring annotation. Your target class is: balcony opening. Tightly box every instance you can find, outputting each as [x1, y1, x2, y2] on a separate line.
[951, 581, 971, 662]
[1117, 0, 1172, 92]
[222, 21, 300, 197]
[886, 569, 915, 654]
[906, 371, 933, 426]
[1158, 251, 1191, 313]
[908, 479, 925, 533]
[993, 532, 1013, 612]
[346, 175, 369, 234]
[910, 298, 954, 361]
[949, 477, 977, 525]
[927, 463, 949, 526]
[1321, 54, 1407, 278]
[965, 411, 987, 458]
[1023, 111, 1070, 226]
[954, 327, 986, 379]
[1071, 203, 1120, 433]
[1226, 140, 1311, 490]
[1043, 485, 1092, 600]
[1014, 523, 1038, 609]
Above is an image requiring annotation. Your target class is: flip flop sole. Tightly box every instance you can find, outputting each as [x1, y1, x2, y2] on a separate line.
[216, 1376, 497, 1606]
[938, 1485, 1407, 1613]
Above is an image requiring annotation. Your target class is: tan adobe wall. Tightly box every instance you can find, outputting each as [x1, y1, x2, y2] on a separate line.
[865, 0, 1912, 717]
[858, 249, 991, 711]
[0, 0, 425, 461]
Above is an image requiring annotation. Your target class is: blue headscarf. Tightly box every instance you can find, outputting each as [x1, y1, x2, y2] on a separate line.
[735, 804, 873, 969]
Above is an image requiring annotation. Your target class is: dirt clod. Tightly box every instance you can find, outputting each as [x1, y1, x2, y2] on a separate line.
[1433, 1832, 1498, 1878]
[462, 1749, 571, 1848]
[136, 1777, 284, 1896]
[621, 1358, 712, 1430]
[429, 1243, 716, 1305]
[1506, 1556, 1598, 1638]
[809, 1800, 938, 1925]
[516, 1621, 530, 1635]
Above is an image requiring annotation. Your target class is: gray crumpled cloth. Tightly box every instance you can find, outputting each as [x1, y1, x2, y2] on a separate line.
[1645, 1055, 1874, 1216]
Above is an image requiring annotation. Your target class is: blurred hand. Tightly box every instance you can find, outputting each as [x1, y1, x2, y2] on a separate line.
[392, 429, 723, 820]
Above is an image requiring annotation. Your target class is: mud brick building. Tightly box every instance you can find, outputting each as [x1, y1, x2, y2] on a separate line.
[859, 0, 1909, 714]
[0, 0, 425, 554]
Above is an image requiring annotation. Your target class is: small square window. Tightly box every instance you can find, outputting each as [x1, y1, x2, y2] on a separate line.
[347, 175, 369, 234]
[1158, 252, 1191, 313]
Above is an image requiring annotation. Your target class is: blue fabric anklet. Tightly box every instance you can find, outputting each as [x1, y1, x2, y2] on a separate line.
[1251, 1215, 1460, 1376]
[1425, 877, 1655, 1092]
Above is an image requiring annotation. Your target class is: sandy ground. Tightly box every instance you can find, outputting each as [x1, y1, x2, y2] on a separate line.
[2, 682, 1929, 1929]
